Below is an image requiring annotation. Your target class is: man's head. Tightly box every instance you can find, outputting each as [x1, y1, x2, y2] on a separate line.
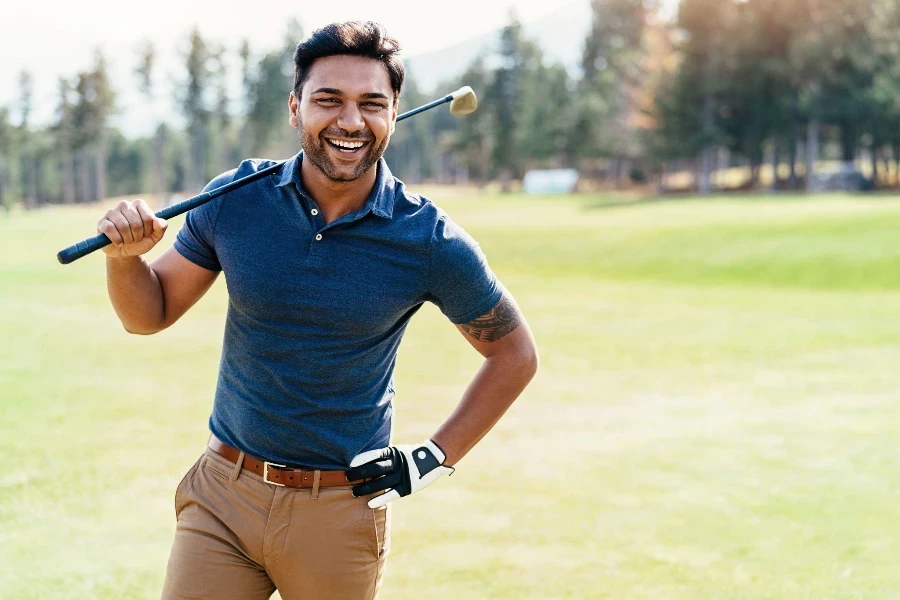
[289, 22, 404, 183]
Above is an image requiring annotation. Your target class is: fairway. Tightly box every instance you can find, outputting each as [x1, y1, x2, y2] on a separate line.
[2, 191, 899, 599]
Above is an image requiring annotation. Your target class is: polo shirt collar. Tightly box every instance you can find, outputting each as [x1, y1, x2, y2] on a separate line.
[275, 152, 395, 220]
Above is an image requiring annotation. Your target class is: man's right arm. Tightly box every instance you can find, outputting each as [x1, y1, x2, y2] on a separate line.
[100, 199, 219, 335]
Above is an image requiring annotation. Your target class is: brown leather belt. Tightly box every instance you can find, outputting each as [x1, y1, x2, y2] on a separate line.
[208, 434, 363, 488]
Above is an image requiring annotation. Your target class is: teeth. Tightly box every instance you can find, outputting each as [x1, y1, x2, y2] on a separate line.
[328, 139, 365, 150]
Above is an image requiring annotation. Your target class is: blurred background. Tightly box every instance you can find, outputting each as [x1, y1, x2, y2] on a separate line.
[7, 0, 899, 206]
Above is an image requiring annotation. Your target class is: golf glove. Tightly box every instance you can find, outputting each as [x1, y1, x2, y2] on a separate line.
[347, 439, 454, 508]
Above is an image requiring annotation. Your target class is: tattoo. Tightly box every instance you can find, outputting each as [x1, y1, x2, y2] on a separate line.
[460, 294, 521, 342]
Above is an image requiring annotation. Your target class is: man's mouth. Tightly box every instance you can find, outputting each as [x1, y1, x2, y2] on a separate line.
[325, 138, 370, 155]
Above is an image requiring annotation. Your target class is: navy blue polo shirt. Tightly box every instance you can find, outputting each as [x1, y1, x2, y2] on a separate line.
[174, 153, 503, 469]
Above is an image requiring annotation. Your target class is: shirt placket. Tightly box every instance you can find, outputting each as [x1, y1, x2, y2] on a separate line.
[306, 203, 370, 265]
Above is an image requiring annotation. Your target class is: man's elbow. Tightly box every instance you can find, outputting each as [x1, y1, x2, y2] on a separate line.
[518, 343, 539, 382]
[121, 318, 168, 335]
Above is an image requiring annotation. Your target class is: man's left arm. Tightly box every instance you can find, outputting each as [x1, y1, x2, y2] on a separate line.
[431, 291, 538, 466]
[348, 291, 538, 506]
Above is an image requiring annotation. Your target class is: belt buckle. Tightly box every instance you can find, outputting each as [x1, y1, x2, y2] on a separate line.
[263, 461, 287, 487]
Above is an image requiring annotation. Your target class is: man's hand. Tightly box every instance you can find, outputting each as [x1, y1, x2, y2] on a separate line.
[347, 440, 454, 508]
[99, 199, 168, 259]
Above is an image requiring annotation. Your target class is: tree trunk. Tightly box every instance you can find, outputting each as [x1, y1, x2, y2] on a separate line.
[96, 132, 107, 202]
[806, 117, 820, 192]
[24, 154, 38, 208]
[840, 120, 857, 163]
[78, 152, 93, 203]
[749, 160, 760, 188]
[788, 87, 799, 189]
[698, 147, 713, 194]
[771, 139, 780, 193]
[63, 145, 75, 204]
[871, 146, 879, 188]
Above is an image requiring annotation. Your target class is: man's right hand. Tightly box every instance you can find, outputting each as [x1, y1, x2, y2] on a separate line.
[98, 199, 168, 259]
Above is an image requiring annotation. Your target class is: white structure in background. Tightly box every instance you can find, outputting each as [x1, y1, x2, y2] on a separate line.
[523, 169, 579, 194]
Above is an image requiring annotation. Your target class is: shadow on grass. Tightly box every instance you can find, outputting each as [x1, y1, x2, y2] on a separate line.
[583, 190, 900, 211]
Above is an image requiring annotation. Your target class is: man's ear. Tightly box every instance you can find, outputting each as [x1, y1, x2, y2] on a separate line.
[390, 97, 400, 136]
[288, 91, 299, 128]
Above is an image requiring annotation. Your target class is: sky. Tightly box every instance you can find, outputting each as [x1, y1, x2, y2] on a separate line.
[0, 0, 680, 136]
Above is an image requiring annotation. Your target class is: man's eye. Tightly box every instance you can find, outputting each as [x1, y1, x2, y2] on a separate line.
[364, 103, 386, 110]
[317, 98, 339, 104]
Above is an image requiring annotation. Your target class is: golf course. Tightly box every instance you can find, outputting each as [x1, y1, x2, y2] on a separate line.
[1, 189, 898, 599]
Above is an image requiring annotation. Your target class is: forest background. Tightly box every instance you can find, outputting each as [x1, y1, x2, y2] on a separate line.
[1, 0, 898, 208]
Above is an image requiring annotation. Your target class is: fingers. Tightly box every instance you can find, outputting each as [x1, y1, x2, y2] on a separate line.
[346, 456, 395, 481]
[367, 489, 400, 509]
[97, 199, 163, 248]
[120, 200, 145, 243]
[351, 470, 401, 497]
[349, 447, 391, 469]
[134, 199, 156, 240]
[97, 215, 124, 246]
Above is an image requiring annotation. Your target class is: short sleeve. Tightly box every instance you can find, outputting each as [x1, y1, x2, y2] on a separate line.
[174, 170, 236, 272]
[427, 214, 504, 324]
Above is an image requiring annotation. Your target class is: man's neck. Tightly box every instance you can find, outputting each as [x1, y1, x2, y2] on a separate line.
[300, 157, 378, 225]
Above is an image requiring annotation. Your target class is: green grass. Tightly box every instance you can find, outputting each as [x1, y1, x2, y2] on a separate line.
[2, 191, 900, 599]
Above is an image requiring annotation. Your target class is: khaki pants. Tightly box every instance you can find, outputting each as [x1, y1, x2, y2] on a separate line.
[162, 447, 390, 600]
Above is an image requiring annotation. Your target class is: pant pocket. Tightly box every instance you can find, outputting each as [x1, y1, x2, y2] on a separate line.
[202, 453, 235, 481]
[174, 456, 202, 517]
[361, 501, 391, 558]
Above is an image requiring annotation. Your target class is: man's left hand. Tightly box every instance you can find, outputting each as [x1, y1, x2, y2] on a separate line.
[348, 440, 454, 508]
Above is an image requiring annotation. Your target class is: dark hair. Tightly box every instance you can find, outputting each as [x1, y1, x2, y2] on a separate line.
[292, 21, 404, 100]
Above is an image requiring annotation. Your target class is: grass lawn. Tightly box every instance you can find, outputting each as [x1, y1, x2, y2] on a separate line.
[1, 190, 899, 599]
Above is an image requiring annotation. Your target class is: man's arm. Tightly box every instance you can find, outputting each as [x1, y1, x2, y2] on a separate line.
[347, 290, 538, 507]
[431, 291, 539, 466]
[100, 199, 219, 334]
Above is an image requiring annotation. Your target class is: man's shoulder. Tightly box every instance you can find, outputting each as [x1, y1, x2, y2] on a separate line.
[388, 181, 447, 227]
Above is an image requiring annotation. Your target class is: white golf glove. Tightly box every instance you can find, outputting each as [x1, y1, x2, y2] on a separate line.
[347, 439, 454, 508]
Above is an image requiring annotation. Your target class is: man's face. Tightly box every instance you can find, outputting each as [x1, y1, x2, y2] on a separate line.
[289, 55, 398, 182]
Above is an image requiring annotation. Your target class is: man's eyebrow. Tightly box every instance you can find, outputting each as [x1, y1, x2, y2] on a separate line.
[309, 88, 390, 101]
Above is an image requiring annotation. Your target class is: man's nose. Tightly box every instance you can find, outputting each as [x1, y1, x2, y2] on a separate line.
[336, 102, 365, 132]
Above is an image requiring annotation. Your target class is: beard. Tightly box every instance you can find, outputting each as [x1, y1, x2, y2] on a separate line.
[298, 118, 389, 183]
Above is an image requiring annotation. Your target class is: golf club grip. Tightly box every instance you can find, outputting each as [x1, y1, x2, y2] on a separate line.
[57, 233, 114, 264]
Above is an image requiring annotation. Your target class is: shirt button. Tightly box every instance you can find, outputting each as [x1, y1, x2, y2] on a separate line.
[315, 233, 323, 241]
[311, 209, 319, 216]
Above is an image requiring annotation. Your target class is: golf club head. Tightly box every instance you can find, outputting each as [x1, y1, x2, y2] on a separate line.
[449, 86, 478, 115]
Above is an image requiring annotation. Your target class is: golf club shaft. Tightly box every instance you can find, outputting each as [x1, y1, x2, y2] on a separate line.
[395, 94, 452, 122]
[57, 92, 456, 265]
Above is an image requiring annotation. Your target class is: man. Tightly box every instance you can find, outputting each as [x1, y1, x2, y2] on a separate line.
[97, 21, 538, 600]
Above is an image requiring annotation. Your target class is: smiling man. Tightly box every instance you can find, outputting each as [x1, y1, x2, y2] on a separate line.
[96, 21, 538, 600]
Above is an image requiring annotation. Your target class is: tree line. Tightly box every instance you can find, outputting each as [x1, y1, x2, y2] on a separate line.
[1, 0, 898, 208]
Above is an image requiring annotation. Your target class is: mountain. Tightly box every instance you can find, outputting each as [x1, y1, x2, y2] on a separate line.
[404, 0, 591, 93]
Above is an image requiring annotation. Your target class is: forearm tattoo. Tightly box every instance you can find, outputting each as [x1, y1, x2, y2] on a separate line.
[460, 294, 521, 342]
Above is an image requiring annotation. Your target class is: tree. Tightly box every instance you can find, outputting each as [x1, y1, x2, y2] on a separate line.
[383, 66, 431, 183]
[575, 0, 656, 184]
[0, 107, 18, 210]
[518, 62, 577, 167]
[134, 40, 167, 203]
[485, 14, 541, 185]
[246, 19, 303, 157]
[71, 51, 115, 202]
[17, 70, 38, 206]
[447, 58, 492, 183]
[53, 77, 76, 204]
[180, 27, 218, 190]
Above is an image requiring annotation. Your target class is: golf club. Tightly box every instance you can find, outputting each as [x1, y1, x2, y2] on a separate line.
[57, 86, 479, 265]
